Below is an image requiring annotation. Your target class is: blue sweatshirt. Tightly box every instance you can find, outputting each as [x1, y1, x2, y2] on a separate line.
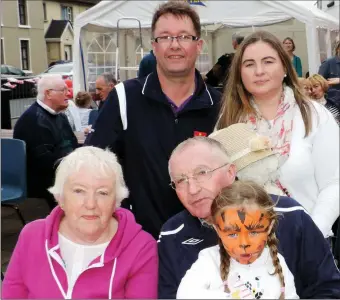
[158, 195, 340, 299]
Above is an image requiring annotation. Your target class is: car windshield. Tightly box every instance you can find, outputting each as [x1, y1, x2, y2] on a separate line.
[7, 66, 25, 75]
[45, 64, 73, 73]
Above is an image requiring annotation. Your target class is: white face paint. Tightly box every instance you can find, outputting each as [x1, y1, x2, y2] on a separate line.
[237, 155, 284, 195]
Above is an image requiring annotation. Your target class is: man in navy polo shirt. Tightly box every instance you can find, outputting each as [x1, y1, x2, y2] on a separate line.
[85, 1, 221, 238]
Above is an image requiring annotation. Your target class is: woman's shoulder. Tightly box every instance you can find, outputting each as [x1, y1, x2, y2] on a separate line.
[17, 218, 47, 243]
[115, 208, 156, 245]
[308, 100, 336, 126]
[294, 55, 301, 61]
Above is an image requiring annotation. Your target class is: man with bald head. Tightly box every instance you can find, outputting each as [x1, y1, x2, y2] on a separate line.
[158, 136, 340, 299]
[14, 74, 78, 209]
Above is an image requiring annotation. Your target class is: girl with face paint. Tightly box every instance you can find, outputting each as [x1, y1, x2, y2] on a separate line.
[177, 181, 299, 299]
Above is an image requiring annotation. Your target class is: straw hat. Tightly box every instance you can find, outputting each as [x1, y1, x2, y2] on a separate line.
[209, 123, 275, 172]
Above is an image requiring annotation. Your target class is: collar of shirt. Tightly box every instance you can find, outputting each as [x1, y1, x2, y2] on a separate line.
[165, 76, 197, 114]
[199, 218, 213, 228]
[37, 99, 58, 115]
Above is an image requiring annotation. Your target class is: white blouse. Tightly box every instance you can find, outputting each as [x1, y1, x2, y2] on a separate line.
[58, 233, 109, 297]
[277, 102, 339, 237]
[177, 246, 299, 299]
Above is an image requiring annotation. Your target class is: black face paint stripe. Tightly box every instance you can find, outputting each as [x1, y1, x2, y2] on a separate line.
[221, 211, 225, 223]
[244, 223, 265, 231]
[237, 209, 246, 224]
[259, 213, 264, 222]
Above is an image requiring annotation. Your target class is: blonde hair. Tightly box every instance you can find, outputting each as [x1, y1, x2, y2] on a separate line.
[48, 146, 129, 208]
[298, 77, 311, 89]
[216, 30, 312, 138]
[210, 181, 285, 300]
[308, 74, 329, 93]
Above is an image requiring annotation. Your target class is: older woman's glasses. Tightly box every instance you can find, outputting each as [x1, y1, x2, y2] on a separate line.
[170, 163, 230, 190]
[152, 35, 199, 45]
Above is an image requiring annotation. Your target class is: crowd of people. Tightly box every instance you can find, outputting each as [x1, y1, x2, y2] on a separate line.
[3, 1, 340, 299]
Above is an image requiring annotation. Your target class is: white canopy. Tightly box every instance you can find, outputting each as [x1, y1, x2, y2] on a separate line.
[73, 0, 339, 93]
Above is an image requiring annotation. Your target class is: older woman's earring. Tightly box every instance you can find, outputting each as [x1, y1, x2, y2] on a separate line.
[284, 74, 287, 78]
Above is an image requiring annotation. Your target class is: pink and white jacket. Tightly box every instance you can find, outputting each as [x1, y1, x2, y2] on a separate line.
[2, 207, 158, 299]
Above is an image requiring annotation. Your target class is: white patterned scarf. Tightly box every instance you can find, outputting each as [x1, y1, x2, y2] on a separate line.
[246, 86, 297, 196]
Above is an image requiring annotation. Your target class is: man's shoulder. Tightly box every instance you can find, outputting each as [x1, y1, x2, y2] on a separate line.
[321, 56, 337, 66]
[272, 194, 307, 212]
[14, 102, 40, 129]
[160, 209, 192, 238]
[121, 78, 144, 91]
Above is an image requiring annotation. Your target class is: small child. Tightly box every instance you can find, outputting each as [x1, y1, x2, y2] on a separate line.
[177, 181, 299, 299]
[74, 91, 93, 132]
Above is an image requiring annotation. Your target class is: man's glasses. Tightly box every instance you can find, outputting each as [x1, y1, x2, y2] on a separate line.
[152, 35, 199, 45]
[170, 163, 230, 190]
[49, 88, 68, 94]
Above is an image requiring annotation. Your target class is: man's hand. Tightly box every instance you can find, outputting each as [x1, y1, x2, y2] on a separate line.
[327, 78, 340, 85]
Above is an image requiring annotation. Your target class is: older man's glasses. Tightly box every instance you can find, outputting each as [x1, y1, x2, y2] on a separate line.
[152, 35, 199, 45]
[49, 88, 68, 94]
[170, 163, 230, 190]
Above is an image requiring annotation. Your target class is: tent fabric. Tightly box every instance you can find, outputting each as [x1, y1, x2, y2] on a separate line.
[73, 0, 339, 95]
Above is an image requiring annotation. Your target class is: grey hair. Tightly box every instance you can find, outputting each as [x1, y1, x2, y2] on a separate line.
[232, 32, 245, 45]
[48, 146, 129, 208]
[37, 74, 63, 101]
[98, 72, 117, 85]
[168, 137, 232, 175]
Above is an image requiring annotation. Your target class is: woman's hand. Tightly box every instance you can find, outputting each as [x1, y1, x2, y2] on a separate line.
[327, 78, 340, 85]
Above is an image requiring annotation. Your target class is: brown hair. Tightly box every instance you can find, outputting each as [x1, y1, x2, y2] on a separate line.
[335, 40, 340, 56]
[308, 74, 329, 93]
[210, 181, 285, 300]
[216, 30, 312, 138]
[75, 91, 92, 108]
[283, 37, 296, 52]
[151, 1, 201, 38]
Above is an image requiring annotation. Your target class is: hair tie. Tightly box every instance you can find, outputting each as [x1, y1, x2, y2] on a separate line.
[223, 281, 228, 286]
[280, 287, 285, 293]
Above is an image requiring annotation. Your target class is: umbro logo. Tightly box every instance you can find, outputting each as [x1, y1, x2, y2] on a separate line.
[182, 238, 204, 245]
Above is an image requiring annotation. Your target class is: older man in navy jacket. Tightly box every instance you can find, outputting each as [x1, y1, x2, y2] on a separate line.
[158, 137, 340, 299]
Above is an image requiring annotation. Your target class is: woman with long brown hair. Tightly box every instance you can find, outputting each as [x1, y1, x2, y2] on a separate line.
[216, 30, 339, 238]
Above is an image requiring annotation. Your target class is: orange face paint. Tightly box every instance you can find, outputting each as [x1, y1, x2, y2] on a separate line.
[215, 207, 271, 265]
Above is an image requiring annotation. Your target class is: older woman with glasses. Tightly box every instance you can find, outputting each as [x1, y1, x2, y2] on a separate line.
[2, 146, 158, 299]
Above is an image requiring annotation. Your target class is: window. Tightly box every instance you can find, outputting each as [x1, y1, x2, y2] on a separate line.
[61, 6, 73, 23]
[43, 2, 47, 21]
[18, 0, 27, 25]
[20, 40, 30, 70]
[1, 39, 4, 64]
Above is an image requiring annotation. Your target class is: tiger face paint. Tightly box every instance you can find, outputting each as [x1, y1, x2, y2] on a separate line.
[215, 206, 273, 265]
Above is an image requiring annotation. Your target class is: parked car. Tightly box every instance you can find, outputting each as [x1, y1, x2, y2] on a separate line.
[1, 65, 26, 78]
[48, 60, 71, 68]
[39, 62, 73, 80]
